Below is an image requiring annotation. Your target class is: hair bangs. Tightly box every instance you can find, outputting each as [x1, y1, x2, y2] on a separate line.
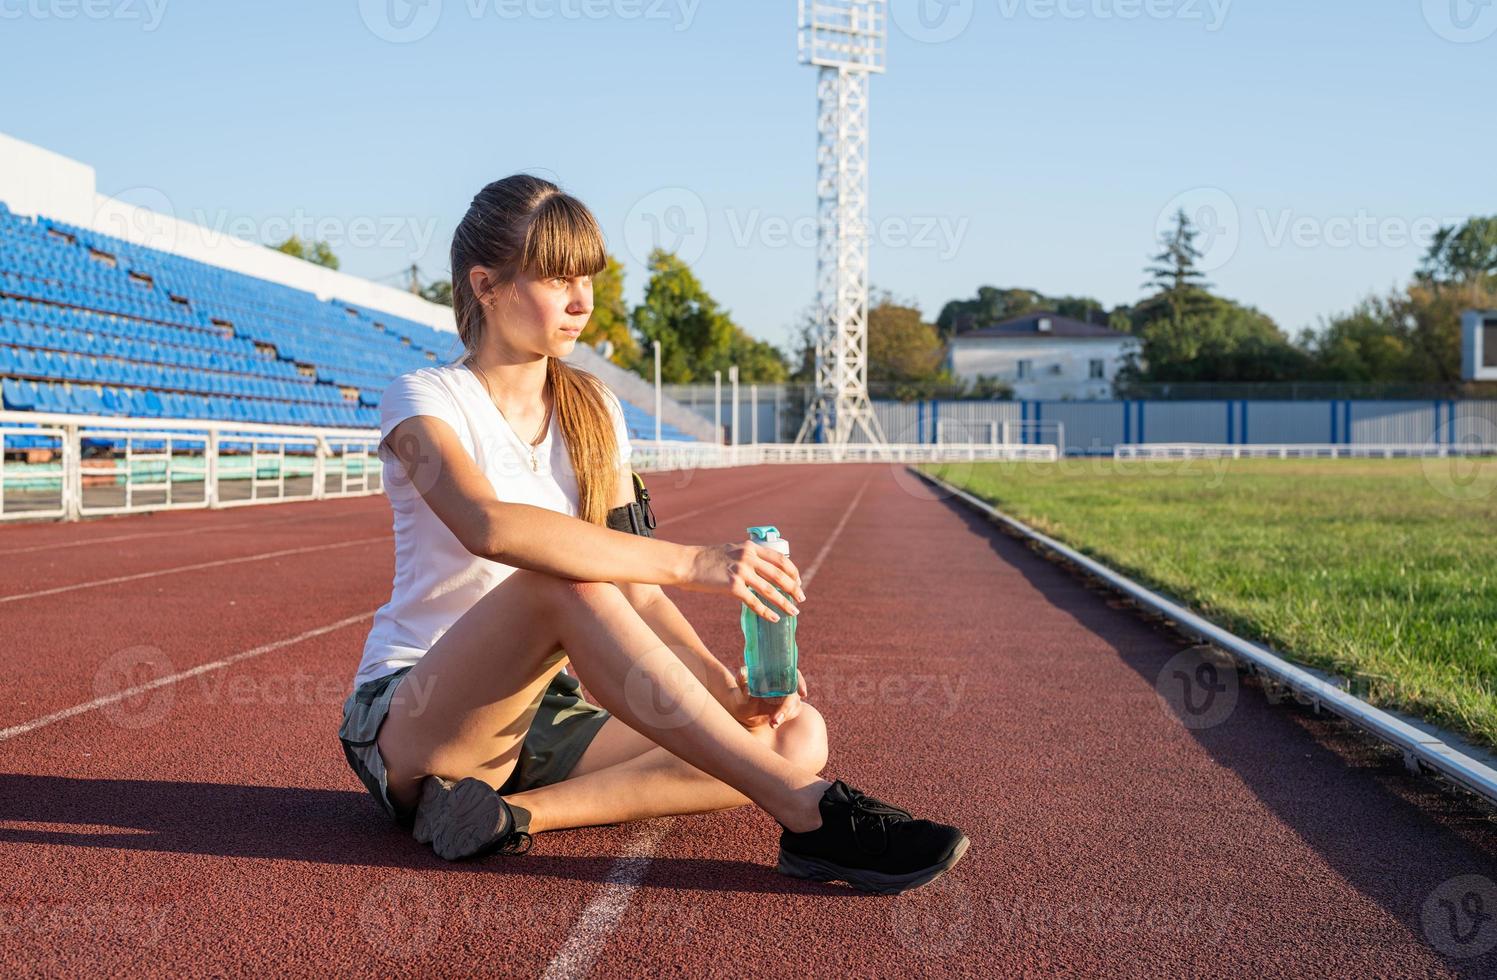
[521, 194, 608, 281]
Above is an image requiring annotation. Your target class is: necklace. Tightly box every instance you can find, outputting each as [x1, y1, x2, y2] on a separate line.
[467, 359, 551, 473]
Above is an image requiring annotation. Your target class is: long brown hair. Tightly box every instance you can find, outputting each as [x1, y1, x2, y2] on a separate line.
[450, 175, 619, 525]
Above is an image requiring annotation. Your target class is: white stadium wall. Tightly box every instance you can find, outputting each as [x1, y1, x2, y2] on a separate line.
[0, 133, 98, 230]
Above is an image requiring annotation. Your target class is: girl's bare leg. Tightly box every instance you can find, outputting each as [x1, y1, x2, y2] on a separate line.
[376, 570, 830, 833]
[507, 706, 830, 833]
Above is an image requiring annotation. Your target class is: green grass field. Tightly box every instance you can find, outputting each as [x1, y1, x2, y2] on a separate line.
[921, 457, 1497, 747]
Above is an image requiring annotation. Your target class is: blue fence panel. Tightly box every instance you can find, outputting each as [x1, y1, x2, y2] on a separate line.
[1349, 402, 1439, 444]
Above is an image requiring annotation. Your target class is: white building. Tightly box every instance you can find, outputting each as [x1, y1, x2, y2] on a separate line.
[945, 313, 1141, 400]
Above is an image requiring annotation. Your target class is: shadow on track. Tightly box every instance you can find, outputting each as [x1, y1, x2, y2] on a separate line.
[0, 773, 835, 896]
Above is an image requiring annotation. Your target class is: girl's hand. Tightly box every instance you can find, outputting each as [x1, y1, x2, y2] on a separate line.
[682, 539, 806, 621]
[725, 666, 808, 730]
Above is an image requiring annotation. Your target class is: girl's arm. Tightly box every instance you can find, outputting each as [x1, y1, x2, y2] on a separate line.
[386, 414, 804, 613]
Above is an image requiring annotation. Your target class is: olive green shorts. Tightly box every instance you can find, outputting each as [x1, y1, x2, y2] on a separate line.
[338, 664, 612, 829]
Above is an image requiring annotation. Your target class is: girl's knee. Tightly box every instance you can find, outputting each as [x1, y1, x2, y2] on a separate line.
[510, 570, 623, 612]
[772, 701, 829, 773]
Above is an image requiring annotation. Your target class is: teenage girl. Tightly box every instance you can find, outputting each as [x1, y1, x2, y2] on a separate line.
[338, 175, 968, 894]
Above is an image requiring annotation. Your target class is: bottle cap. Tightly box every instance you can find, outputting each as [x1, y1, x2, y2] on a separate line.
[747, 525, 790, 556]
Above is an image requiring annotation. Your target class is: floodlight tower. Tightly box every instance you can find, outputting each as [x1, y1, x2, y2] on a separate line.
[795, 0, 889, 446]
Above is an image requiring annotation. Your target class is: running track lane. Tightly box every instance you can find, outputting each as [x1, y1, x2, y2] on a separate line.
[584, 466, 1497, 978]
[2, 465, 1496, 975]
[0, 464, 834, 975]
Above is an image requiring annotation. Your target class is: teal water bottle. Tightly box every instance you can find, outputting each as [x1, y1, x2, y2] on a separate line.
[741, 526, 798, 698]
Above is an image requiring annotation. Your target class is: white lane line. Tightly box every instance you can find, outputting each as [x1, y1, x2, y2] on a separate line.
[0, 536, 390, 605]
[0, 611, 375, 742]
[0, 503, 382, 556]
[538, 821, 675, 980]
[541, 474, 871, 980]
[800, 476, 871, 586]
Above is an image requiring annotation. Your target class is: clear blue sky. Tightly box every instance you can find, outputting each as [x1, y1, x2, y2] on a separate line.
[4, 0, 1493, 352]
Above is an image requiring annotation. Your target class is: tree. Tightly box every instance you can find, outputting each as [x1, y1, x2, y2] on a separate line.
[867, 291, 945, 384]
[579, 255, 639, 369]
[1143, 209, 1212, 328]
[727, 332, 791, 383]
[789, 292, 951, 399]
[274, 235, 339, 270]
[936, 286, 1042, 336]
[420, 280, 452, 307]
[1404, 279, 1496, 382]
[1300, 216, 1497, 384]
[963, 375, 1015, 400]
[1419, 217, 1497, 298]
[935, 285, 1111, 336]
[1303, 293, 1412, 382]
[1120, 292, 1308, 384]
[630, 249, 787, 383]
[1051, 295, 1110, 324]
[787, 303, 819, 383]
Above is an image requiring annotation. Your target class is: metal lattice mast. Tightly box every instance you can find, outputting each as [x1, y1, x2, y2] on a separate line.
[795, 0, 888, 446]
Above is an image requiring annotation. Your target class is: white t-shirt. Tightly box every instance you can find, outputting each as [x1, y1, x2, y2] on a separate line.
[353, 360, 634, 688]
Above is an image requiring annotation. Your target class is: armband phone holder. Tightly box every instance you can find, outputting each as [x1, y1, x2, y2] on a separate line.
[605, 471, 657, 538]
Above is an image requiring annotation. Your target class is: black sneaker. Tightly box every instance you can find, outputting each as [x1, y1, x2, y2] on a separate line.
[776, 780, 969, 895]
[411, 776, 532, 861]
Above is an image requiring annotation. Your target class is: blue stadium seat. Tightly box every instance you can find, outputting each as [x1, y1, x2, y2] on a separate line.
[0, 201, 699, 440]
[2, 377, 34, 410]
[74, 387, 107, 415]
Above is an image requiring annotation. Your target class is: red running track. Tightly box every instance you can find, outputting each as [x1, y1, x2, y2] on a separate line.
[3, 463, 1497, 977]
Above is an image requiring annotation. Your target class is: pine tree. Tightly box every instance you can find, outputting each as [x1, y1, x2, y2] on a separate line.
[1143, 208, 1211, 328]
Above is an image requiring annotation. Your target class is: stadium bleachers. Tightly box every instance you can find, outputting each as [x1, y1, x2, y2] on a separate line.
[0, 200, 700, 449]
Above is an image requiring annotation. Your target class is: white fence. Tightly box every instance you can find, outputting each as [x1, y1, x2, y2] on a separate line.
[1114, 442, 1497, 460]
[1, 409, 1060, 522]
[32, 403, 1496, 523]
[12, 402, 1493, 525]
[931, 417, 1066, 450]
[630, 440, 1057, 474]
[1, 409, 381, 522]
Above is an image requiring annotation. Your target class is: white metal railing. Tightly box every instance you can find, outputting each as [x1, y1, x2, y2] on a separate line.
[1, 409, 1061, 523]
[630, 440, 1058, 472]
[0, 422, 68, 521]
[1, 409, 381, 522]
[932, 418, 1067, 451]
[331, 442, 373, 496]
[1114, 442, 1497, 460]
